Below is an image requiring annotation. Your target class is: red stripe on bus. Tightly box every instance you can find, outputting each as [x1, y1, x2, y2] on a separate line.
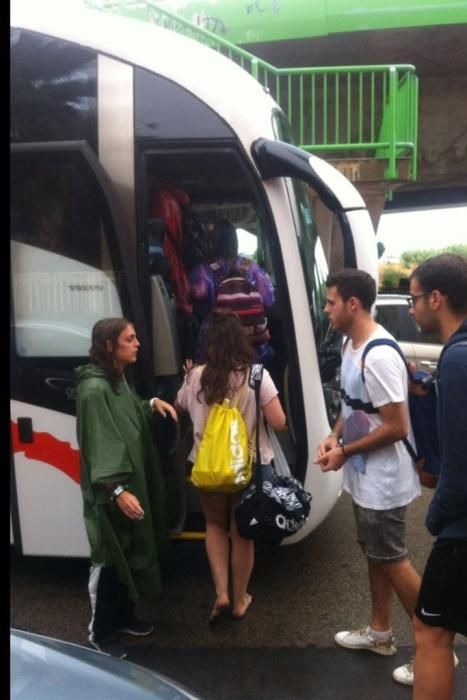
[11, 421, 80, 484]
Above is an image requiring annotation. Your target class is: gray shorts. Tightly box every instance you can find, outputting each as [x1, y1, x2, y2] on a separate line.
[352, 502, 408, 564]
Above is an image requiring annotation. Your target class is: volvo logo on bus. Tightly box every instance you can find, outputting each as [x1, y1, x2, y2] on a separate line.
[68, 285, 105, 291]
[45, 378, 76, 400]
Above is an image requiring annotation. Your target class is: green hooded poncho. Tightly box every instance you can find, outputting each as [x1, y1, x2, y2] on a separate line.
[75, 364, 170, 601]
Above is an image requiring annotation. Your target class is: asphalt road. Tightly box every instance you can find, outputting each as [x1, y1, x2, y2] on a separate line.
[10, 489, 467, 699]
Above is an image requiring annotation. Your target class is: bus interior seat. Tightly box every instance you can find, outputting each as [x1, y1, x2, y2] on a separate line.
[148, 218, 170, 281]
[150, 274, 181, 376]
[147, 218, 181, 376]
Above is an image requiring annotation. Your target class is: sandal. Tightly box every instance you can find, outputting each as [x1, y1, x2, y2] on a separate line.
[208, 603, 231, 624]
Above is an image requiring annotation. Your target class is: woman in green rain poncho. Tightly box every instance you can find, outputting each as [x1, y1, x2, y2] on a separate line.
[76, 317, 177, 658]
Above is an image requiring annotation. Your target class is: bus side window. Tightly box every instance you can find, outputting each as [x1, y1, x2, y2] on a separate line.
[11, 152, 123, 360]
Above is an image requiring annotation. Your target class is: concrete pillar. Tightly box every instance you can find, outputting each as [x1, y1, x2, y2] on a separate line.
[354, 181, 388, 233]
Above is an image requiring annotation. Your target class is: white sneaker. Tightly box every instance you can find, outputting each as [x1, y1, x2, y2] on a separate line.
[334, 625, 397, 656]
[392, 658, 415, 686]
[392, 652, 459, 687]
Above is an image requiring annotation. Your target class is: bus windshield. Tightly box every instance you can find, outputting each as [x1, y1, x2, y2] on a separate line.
[288, 177, 343, 424]
[272, 111, 342, 421]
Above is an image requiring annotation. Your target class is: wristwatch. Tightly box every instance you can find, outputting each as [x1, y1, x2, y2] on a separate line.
[110, 484, 126, 501]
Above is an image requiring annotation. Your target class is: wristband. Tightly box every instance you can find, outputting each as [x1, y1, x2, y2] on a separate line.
[340, 444, 349, 459]
[328, 431, 339, 438]
[110, 484, 126, 501]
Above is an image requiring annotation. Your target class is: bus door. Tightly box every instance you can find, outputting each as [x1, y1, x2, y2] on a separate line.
[247, 137, 378, 534]
[137, 142, 304, 530]
[252, 136, 377, 384]
[10, 140, 152, 557]
[130, 67, 307, 531]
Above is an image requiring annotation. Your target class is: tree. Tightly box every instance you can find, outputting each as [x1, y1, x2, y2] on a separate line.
[400, 244, 467, 267]
[379, 245, 467, 292]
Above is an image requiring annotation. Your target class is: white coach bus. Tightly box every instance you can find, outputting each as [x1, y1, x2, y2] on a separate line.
[10, 0, 377, 556]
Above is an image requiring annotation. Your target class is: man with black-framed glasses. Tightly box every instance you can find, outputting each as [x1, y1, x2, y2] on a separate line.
[408, 253, 467, 700]
[407, 293, 431, 309]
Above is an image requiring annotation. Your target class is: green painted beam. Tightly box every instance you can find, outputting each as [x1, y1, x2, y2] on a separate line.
[135, 0, 467, 45]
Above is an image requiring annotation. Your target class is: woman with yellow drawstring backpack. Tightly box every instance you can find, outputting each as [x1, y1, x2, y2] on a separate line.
[175, 309, 286, 623]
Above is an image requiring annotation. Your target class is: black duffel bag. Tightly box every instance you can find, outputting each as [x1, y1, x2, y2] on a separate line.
[235, 465, 312, 542]
[235, 364, 312, 543]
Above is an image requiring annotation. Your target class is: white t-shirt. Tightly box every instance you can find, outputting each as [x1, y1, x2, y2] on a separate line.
[341, 325, 421, 509]
[176, 365, 279, 464]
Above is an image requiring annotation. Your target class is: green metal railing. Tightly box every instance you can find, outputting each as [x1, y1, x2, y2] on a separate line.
[85, 1, 418, 180]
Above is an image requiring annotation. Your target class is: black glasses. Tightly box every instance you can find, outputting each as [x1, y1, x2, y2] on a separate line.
[408, 293, 430, 309]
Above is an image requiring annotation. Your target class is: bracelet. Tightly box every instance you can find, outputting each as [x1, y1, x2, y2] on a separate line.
[150, 397, 158, 410]
[110, 484, 126, 501]
[340, 444, 349, 459]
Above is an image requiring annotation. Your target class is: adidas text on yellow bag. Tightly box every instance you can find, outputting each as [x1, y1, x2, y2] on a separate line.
[191, 382, 252, 493]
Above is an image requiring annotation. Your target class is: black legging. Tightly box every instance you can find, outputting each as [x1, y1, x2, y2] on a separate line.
[89, 566, 134, 642]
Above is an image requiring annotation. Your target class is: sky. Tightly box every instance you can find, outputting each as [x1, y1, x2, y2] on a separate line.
[237, 228, 258, 257]
[376, 205, 467, 262]
[237, 206, 467, 261]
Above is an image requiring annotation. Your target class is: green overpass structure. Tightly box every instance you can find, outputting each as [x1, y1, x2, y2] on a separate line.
[85, 0, 467, 233]
[85, 0, 420, 184]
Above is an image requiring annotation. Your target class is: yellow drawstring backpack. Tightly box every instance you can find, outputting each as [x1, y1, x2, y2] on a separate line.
[191, 377, 253, 492]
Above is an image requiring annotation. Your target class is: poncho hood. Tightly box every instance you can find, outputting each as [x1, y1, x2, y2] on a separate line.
[75, 363, 108, 384]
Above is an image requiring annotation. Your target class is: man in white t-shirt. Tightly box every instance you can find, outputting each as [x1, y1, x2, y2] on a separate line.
[315, 269, 421, 684]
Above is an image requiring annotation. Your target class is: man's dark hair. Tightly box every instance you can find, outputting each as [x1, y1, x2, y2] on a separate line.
[212, 218, 238, 260]
[410, 254, 467, 314]
[325, 269, 376, 311]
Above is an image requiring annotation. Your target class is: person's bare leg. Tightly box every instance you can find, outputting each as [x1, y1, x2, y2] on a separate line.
[413, 617, 456, 700]
[368, 560, 394, 631]
[230, 498, 254, 618]
[200, 493, 230, 611]
[385, 557, 421, 618]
